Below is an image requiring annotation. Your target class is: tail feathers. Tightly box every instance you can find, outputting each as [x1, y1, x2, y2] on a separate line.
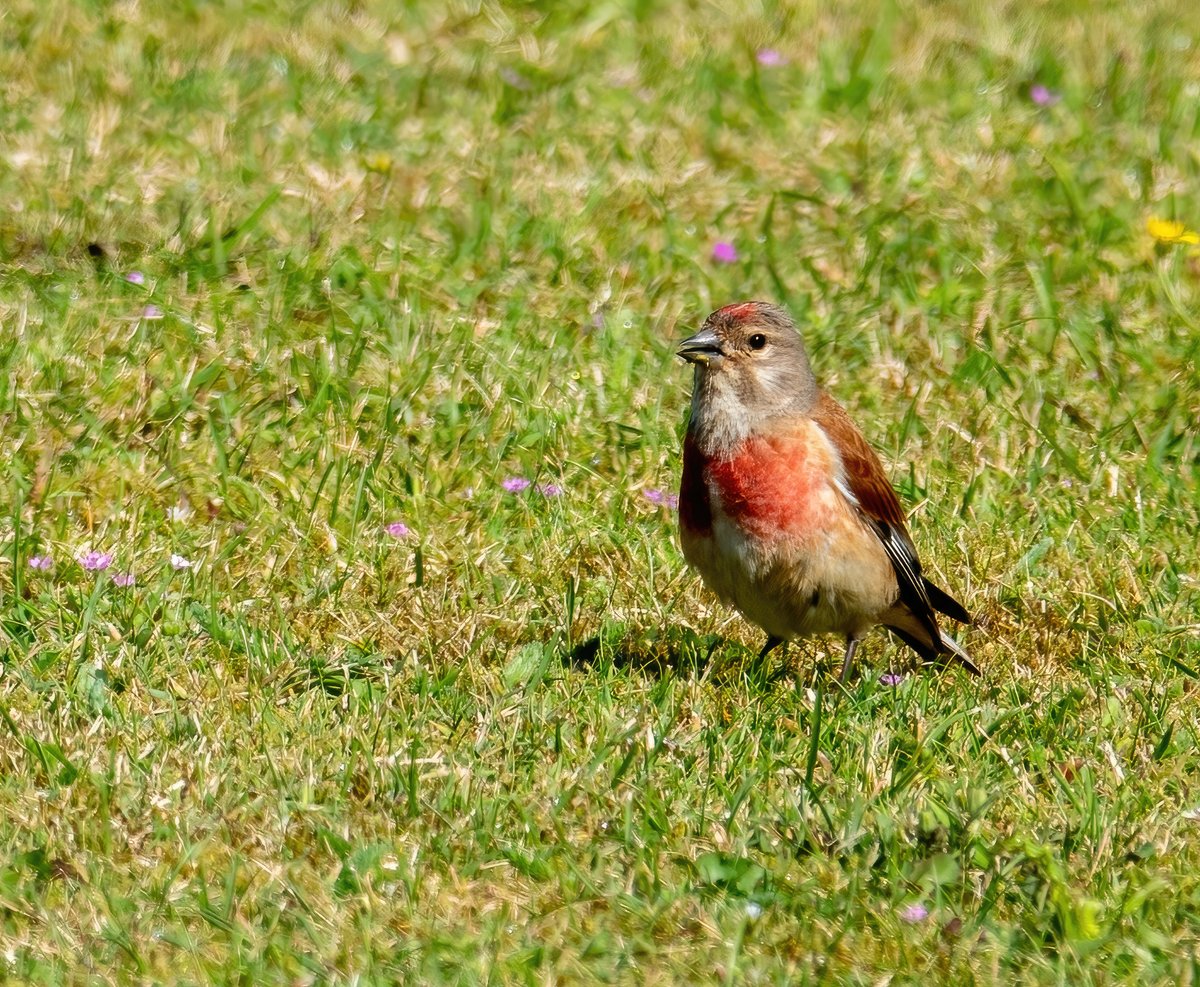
[935, 630, 980, 676]
[883, 614, 981, 676]
[922, 577, 971, 625]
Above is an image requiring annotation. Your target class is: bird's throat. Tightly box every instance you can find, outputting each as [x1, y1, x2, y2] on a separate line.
[689, 370, 756, 457]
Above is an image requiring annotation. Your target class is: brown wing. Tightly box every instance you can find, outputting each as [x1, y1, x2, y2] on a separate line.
[810, 392, 908, 531]
[811, 392, 968, 647]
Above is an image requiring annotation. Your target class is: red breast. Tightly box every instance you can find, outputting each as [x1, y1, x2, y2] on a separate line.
[680, 423, 839, 541]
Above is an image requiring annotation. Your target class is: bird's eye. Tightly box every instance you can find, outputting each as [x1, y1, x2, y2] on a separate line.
[748, 333, 767, 350]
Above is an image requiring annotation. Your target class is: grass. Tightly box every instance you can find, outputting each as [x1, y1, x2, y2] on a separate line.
[2, 0, 1200, 982]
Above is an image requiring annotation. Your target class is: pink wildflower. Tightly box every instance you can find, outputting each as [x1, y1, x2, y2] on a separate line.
[712, 241, 739, 264]
[1029, 84, 1060, 106]
[79, 551, 114, 571]
[643, 489, 680, 509]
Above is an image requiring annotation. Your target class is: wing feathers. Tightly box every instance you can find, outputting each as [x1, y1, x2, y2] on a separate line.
[869, 518, 943, 648]
[812, 391, 971, 663]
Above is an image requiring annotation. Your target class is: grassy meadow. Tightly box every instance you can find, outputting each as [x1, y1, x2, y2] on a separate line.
[3, 0, 1200, 982]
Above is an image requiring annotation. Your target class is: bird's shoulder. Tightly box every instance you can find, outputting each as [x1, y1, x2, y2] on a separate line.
[808, 391, 908, 531]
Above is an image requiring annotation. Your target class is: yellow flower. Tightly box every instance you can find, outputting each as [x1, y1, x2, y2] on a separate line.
[1147, 217, 1200, 245]
[362, 153, 393, 174]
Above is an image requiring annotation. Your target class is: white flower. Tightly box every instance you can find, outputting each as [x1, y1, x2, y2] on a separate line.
[169, 554, 193, 570]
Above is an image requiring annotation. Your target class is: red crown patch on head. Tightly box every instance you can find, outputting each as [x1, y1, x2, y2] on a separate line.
[717, 301, 760, 322]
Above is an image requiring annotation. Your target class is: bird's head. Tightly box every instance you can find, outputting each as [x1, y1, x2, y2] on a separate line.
[677, 302, 818, 445]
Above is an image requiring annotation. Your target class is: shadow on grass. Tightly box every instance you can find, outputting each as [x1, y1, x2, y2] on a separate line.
[565, 624, 885, 690]
[564, 621, 766, 680]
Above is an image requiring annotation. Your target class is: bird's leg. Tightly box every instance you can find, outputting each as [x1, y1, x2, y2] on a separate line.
[838, 635, 861, 683]
[758, 635, 785, 661]
[763, 640, 796, 685]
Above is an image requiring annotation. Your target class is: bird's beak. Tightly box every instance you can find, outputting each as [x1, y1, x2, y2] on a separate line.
[676, 327, 724, 364]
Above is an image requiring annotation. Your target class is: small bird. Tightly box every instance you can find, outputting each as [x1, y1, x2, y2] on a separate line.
[676, 301, 978, 679]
